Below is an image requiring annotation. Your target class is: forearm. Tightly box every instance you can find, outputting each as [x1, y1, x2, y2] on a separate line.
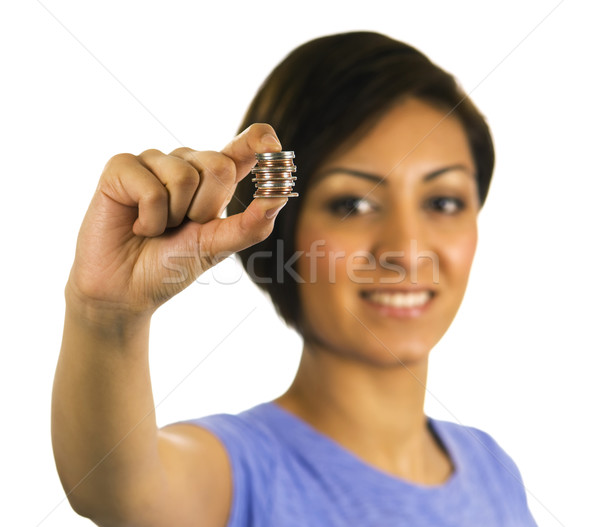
[51, 294, 164, 521]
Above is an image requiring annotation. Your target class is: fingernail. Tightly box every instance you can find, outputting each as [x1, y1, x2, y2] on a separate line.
[261, 133, 281, 148]
[265, 201, 287, 219]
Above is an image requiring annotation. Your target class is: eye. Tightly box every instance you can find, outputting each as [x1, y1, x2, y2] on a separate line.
[427, 196, 465, 215]
[326, 196, 378, 216]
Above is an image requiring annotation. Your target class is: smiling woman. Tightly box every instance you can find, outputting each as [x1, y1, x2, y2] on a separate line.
[292, 99, 479, 368]
[52, 31, 537, 526]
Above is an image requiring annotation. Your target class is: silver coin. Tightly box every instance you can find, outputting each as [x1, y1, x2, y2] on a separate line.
[256, 151, 295, 161]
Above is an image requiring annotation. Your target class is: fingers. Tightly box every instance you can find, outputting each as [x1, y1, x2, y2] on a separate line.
[137, 149, 200, 228]
[221, 123, 282, 184]
[170, 123, 284, 224]
[168, 148, 236, 224]
[101, 153, 169, 237]
[100, 123, 285, 240]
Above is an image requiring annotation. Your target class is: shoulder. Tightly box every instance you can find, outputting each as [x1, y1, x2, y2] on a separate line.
[174, 404, 284, 524]
[432, 418, 534, 515]
[433, 419, 507, 450]
[184, 404, 278, 453]
[433, 418, 520, 471]
[433, 418, 520, 475]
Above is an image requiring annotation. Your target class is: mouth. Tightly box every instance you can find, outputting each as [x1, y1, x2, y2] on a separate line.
[359, 288, 435, 317]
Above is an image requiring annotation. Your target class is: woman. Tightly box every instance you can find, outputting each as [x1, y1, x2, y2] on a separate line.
[52, 32, 537, 526]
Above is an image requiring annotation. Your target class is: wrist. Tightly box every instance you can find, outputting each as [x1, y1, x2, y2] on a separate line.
[64, 280, 152, 341]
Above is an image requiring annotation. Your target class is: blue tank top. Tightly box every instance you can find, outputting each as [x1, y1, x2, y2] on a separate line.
[188, 402, 537, 526]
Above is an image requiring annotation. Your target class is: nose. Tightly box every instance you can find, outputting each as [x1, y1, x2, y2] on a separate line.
[372, 206, 438, 285]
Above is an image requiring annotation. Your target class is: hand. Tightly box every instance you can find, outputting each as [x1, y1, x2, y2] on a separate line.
[66, 123, 287, 326]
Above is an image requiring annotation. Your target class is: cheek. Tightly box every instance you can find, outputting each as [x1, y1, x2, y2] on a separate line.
[441, 226, 478, 284]
[296, 222, 370, 284]
[294, 219, 373, 343]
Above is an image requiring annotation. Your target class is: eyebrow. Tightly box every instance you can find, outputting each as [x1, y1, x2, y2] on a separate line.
[314, 164, 473, 184]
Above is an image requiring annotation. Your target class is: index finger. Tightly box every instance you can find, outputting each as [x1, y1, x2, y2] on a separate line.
[221, 123, 282, 183]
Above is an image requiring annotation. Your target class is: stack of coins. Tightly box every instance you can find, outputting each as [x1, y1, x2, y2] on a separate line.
[252, 151, 298, 198]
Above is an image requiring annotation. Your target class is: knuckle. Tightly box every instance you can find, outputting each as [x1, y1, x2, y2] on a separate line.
[200, 152, 236, 190]
[105, 152, 136, 171]
[142, 185, 168, 205]
[138, 148, 163, 158]
[171, 161, 199, 188]
[211, 154, 236, 184]
[169, 146, 192, 158]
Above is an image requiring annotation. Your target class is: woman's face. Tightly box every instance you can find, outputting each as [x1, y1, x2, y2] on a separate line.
[295, 98, 479, 366]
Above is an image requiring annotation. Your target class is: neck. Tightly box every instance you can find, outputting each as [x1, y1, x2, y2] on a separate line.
[275, 341, 451, 484]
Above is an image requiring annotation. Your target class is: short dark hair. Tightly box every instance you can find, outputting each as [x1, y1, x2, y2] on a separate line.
[227, 31, 495, 334]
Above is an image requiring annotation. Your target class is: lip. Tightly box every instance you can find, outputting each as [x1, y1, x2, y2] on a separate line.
[359, 288, 435, 319]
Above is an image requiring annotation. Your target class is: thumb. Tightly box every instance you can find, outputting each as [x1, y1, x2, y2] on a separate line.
[181, 197, 288, 267]
[214, 197, 288, 255]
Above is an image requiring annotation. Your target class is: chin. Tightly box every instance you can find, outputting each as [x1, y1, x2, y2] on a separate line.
[310, 330, 433, 370]
[362, 341, 432, 369]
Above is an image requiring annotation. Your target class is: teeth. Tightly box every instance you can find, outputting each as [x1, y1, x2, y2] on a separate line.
[366, 290, 431, 308]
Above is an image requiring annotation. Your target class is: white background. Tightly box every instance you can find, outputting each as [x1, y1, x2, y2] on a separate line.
[1, 1, 598, 525]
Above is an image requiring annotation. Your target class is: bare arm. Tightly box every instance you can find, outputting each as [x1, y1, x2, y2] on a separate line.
[52, 124, 287, 526]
